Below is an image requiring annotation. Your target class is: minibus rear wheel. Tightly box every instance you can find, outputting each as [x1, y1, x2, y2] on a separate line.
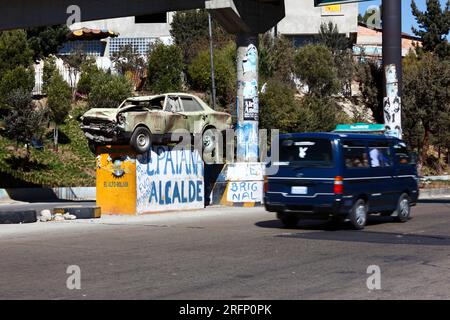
[349, 199, 368, 230]
[393, 193, 411, 223]
[278, 213, 299, 229]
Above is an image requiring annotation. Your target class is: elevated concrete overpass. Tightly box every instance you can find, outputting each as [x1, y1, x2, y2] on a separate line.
[0, 0, 284, 34]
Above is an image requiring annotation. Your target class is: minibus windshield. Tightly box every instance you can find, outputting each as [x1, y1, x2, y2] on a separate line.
[279, 138, 334, 168]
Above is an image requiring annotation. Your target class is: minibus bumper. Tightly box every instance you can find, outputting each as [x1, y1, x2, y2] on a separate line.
[264, 194, 350, 219]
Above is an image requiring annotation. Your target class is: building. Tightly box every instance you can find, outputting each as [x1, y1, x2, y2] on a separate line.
[354, 22, 423, 64]
[276, 0, 359, 47]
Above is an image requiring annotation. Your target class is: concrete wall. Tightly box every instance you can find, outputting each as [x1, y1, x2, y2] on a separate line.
[277, 0, 358, 36]
[72, 13, 174, 38]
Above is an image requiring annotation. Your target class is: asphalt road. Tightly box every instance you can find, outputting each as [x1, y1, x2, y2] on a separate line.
[1, 200, 450, 300]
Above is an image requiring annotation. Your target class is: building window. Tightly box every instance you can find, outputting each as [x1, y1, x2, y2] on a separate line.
[59, 40, 106, 57]
[109, 37, 159, 56]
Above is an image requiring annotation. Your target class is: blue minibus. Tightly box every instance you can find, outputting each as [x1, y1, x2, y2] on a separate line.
[264, 133, 419, 230]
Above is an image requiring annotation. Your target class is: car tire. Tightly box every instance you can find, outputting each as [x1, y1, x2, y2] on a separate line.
[393, 193, 411, 223]
[202, 128, 219, 164]
[278, 213, 299, 229]
[88, 141, 99, 155]
[349, 199, 368, 230]
[130, 127, 152, 154]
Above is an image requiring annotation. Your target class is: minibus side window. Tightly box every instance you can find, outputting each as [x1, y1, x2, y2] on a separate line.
[368, 141, 392, 168]
[394, 142, 412, 165]
[342, 140, 369, 168]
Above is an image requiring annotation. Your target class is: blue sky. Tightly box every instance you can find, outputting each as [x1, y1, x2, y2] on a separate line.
[359, 0, 449, 38]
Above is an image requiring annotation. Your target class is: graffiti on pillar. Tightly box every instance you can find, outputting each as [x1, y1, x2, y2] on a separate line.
[236, 122, 259, 161]
[242, 44, 258, 74]
[136, 146, 205, 214]
[384, 64, 402, 139]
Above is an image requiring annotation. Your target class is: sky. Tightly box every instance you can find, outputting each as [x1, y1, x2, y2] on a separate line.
[358, 0, 449, 38]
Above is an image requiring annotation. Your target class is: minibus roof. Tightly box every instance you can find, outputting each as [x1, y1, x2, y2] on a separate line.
[279, 132, 402, 141]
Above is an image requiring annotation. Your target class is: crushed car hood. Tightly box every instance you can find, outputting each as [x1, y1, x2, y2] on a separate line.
[82, 108, 119, 121]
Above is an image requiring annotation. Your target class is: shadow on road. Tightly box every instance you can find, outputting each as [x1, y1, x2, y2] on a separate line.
[418, 199, 450, 204]
[275, 230, 450, 246]
[256, 217, 450, 246]
[255, 215, 399, 232]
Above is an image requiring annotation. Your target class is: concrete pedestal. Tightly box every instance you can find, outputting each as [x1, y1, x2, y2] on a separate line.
[96, 145, 205, 215]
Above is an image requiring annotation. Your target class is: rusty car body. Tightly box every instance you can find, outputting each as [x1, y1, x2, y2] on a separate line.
[80, 93, 232, 155]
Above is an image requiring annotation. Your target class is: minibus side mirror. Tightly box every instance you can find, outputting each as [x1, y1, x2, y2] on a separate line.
[410, 152, 418, 164]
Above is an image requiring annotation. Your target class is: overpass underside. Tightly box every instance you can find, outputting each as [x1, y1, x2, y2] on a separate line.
[0, 0, 284, 34]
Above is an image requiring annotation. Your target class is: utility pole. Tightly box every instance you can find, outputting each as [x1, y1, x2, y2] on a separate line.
[382, 0, 402, 139]
[208, 12, 217, 110]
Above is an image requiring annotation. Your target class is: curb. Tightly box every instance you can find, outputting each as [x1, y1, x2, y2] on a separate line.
[0, 210, 37, 224]
[419, 188, 450, 199]
[53, 206, 101, 219]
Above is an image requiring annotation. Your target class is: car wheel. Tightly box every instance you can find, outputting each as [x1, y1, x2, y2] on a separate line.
[349, 199, 368, 230]
[88, 141, 98, 155]
[278, 213, 299, 228]
[393, 193, 411, 223]
[130, 127, 152, 154]
[202, 128, 218, 164]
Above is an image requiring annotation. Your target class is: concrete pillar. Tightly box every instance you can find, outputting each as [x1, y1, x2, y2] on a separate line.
[236, 33, 259, 162]
[382, 0, 402, 139]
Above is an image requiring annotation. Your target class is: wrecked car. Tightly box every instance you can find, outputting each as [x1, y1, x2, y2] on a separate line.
[80, 93, 232, 159]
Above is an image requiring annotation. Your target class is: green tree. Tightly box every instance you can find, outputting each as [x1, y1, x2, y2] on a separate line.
[260, 81, 347, 134]
[294, 44, 340, 97]
[147, 42, 184, 93]
[170, 9, 233, 65]
[259, 33, 296, 85]
[188, 42, 236, 105]
[0, 66, 35, 107]
[3, 89, 48, 156]
[42, 56, 58, 94]
[317, 22, 350, 54]
[403, 52, 450, 165]
[355, 60, 384, 124]
[112, 44, 146, 76]
[47, 73, 72, 150]
[317, 22, 355, 97]
[88, 71, 132, 109]
[26, 25, 69, 61]
[412, 0, 450, 58]
[77, 58, 101, 95]
[259, 81, 300, 133]
[0, 30, 34, 75]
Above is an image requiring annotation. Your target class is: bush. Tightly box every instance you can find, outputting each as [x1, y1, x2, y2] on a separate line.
[42, 56, 58, 94]
[0, 30, 34, 75]
[147, 42, 184, 93]
[188, 42, 236, 105]
[0, 66, 35, 107]
[259, 81, 299, 133]
[3, 89, 48, 154]
[47, 73, 72, 125]
[88, 71, 132, 109]
[77, 58, 101, 95]
[260, 81, 347, 134]
[294, 44, 339, 97]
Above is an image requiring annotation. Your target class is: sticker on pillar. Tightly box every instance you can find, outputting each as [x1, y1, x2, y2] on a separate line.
[243, 80, 258, 99]
[385, 64, 399, 97]
[136, 146, 205, 214]
[244, 96, 259, 121]
[227, 181, 263, 203]
[236, 122, 259, 161]
[384, 96, 402, 138]
[242, 44, 257, 74]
